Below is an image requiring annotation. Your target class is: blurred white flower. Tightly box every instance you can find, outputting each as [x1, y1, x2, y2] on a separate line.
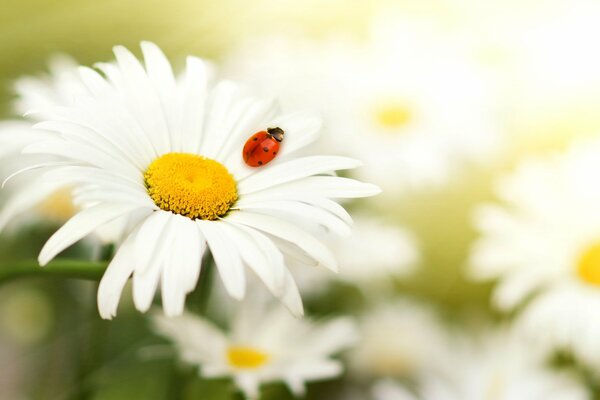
[0, 56, 124, 243]
[470, 139, 600, 365]
[372, 379, 418, 400]
[0, 57, 81, 228]
[0, 42, 379, 319]
[348, 300, 448, 379]
[223, 18, 502, 194]
[372, 329, 589, 400]
[152, 302, 358, 399]
[289, 216, 419, 295]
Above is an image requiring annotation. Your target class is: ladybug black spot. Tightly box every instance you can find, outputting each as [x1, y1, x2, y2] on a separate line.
[258, 161, 263, 165]
[263, 147, 269, 152]
[253, 137, 258, 141]
[273, 151, 277, 155]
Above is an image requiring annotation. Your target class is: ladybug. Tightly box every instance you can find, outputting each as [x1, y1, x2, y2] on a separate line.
[242, 127, 285, 167]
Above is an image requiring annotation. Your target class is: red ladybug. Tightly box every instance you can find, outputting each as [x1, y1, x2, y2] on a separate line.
[242, 127, 285, 167]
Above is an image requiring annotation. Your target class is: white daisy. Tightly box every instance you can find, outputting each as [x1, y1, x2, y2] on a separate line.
[0, 42, 379, 319]
[151, 302, 358, 399]
[372, 329, 589, 400]
[470, 139, 600, 365]
[223, 21, 501, 193]
[0, 56, 122, 242]
[348, 300, 448, 379]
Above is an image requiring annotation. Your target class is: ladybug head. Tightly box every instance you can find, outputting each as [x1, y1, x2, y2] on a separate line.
[267, 127, 285, 142]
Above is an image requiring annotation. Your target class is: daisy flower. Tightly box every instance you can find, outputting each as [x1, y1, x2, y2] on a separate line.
[223, 19, 501, 193]
[0, 56, 131, 243]
[151, 302, 358, 399]
[470, 139, 600, 365]
[0, 42, 379, 319]
[372, 329, 589, 400]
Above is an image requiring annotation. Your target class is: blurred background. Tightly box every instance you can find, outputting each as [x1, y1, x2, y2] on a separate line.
[2, 0, 600, 399]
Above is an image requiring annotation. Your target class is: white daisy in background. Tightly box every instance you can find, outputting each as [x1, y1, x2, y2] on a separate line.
[151, 301, 358, 399]
[223, 18, 502, 194]
[0, 57, 83, 231]
[470, 139, 600, 366]
[0, 56, 123, 243]
[288, 216, 419, 296]
[0, 42, 379, 319]
[348, 300, 448, 380]
[372, 329, 589, 400]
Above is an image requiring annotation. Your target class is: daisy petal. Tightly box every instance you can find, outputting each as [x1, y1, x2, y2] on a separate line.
[219, 222, 286, 296]
[180, 56, 208, 152]
[239, 176, 381, 201]
[39, 203, 139, 265]
[197, 220, 246, 300]
[236, 200, 351, 236]
[0, 172, 71, 231]
[237, 156, 362, 194]
[97, 230, 137, 319]
[161, 215, 203, 316]
[225, 211, 338, 272]
[134, 210, 171, 275]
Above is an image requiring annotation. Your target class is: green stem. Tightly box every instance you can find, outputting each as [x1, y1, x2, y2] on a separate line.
[197, 254, 215, 316]
[0, 259, 107, 284]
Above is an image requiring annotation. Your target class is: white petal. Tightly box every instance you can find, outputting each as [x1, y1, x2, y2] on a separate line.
[133, 213, 174, 312]
[180, 56, 208, 152]
[77, 66, 114, 98]
[197, 220, 246, 300]
[141, 41, 179, 151]
[279, 269, 304, 318]
[218, 97, 279, 163]
[301, 317, 358, 356]
[236, 196, 353, 226]
[285, 359, 342, 383]
[134, 211, 172, 275]
[97, 230, 137, 319]
[237, 156, 362, 194]
[199, 81, 239, 157]
[151, 312, 228, 363]
[225, 212, 338, 272]
[112, 45, 171, 154]
[239, 176, 381, 202]
[219, 222, 286, 296]
[161, 215, 203, 316]
[234, 373, 261, 400]
[266, 111, 321, 157]
[39, 203, 139, 265]
[235, 200, 351, 237]
[0, 173, 70, 231]
[23, 138, 140, 181]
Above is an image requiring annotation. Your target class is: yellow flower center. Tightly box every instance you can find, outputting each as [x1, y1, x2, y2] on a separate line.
[144, 153, 237, 220]
[36, 188, 77, 220]
[227, 346, 270, 369]
[577, 242, 600, 286]
[373, 100, 413, 130]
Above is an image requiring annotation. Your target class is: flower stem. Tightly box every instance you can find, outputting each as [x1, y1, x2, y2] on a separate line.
[0, 259, 107, 285]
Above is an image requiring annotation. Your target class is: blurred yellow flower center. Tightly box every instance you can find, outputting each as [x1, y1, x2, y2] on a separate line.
[374, 101, 413, 130]
[144, 153, 237, 220]
[577, 242, 600, 286]
[36, 188, 77, 220]
[227, 346, 270, 369]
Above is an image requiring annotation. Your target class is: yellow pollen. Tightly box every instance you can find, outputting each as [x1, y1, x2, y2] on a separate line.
[374, 101, 413, 130]
[577, 241, 600, 286]
[227, 346, 270, 369]
[144, 153, 237, 220]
